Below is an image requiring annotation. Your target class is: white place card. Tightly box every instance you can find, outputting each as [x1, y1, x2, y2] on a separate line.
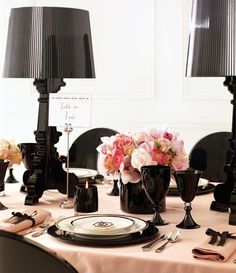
[49, 93, 92, 127]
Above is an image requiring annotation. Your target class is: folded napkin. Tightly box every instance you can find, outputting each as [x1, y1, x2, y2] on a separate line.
[0, 208, 51, 233]
[192, 224, 236, 262]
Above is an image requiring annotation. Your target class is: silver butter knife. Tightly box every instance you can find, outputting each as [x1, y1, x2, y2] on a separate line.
[142, 231, 172, 251]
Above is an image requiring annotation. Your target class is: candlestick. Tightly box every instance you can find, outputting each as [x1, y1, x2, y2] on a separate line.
[60, 123, 74, 209]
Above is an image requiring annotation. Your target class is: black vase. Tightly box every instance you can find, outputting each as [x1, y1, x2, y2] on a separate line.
[120, 180, 166, 214]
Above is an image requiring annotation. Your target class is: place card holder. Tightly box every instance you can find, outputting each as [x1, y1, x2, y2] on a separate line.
[74, 181, 98, 213]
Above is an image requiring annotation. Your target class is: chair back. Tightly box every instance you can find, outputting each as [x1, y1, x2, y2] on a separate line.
[0, 230, 78, 273]
[69, 127, 118, 169]
[189, 131, 231, 182]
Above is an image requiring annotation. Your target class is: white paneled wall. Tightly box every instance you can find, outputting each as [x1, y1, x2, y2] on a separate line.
[0, 0, 232, 157]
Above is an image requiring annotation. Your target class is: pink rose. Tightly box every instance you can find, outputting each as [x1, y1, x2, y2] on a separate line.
[103, 154, 116, 173]
[113, 134, 135, 156]
[165, 150, 174, 165]
[151, 147, 166, 165]
[112, 148, 124, 169]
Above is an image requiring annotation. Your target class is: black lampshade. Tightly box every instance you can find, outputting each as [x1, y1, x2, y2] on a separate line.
[3, 7, 95, 78]
[186, 0, 236, 77]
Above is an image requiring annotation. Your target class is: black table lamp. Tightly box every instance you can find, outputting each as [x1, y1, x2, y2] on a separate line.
[3, 7, 95, 205]
[186, 0, 236, 225]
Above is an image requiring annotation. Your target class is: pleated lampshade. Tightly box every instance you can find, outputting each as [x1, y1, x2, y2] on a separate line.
[3, 6, 95, 78]
[186, 0, 236, 77]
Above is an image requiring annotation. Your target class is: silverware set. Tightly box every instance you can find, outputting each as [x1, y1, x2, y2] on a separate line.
[31, 217, 55, 237]
[142, 229, 181, 252]
[19, 216, 63, 237]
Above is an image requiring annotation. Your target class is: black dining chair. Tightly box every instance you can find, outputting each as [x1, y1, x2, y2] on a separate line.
[68, 127, 118, 170]
[189, 131, 232, 182]
[0, 230, 78, 273]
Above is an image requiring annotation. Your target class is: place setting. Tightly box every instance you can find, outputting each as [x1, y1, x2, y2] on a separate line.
[47, 214, 158, 246]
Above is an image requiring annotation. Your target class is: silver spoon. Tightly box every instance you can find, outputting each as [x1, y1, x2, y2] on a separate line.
[155, 230, 181, 253]
[142, 231, 172, 251]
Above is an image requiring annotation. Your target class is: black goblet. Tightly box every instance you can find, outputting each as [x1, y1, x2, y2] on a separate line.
[173, 169, 202, 229]
[141, 165, 171, 226]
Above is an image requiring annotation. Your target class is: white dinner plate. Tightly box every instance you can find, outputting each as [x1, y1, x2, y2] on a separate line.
[64, 168, 98, 178]
[55, 214, 148, 236]
[70, 215, 135, 235]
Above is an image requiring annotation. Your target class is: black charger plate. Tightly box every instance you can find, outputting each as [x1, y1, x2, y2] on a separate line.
[167, 183, 215, 196]
[47, 222, 158, 246]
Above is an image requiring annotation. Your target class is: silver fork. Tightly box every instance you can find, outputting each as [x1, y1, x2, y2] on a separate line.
[142, 231, 172, 251]
[20, 216, 52, 236]
[31, 216, 63, 237]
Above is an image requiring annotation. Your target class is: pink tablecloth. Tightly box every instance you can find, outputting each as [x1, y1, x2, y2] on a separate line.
[1, 182, 236, 273]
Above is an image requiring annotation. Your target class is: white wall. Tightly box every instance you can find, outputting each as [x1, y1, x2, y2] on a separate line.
[0, 0, 232, 157]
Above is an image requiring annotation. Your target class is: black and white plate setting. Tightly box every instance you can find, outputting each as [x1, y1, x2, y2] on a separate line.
[47, 214, 158, 246]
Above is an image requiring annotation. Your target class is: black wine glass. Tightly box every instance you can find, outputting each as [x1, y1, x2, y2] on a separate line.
[141, 165, 171, 226]
[173, 169, 202, 229]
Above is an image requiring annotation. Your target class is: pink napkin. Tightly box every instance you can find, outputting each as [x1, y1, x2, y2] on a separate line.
[192, 224, 236, 262]
[0, 208, 51, 233]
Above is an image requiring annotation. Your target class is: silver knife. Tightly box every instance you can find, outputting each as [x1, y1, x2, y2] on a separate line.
[141, 231, 172, 251]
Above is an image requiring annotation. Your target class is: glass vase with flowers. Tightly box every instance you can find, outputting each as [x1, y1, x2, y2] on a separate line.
[0, 140, 22, 189]
[97, 126, 189, 215]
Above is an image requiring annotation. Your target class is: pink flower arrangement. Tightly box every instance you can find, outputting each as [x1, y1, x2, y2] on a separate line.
[0, 139, 22, 167]
[97, 126, 189, 183]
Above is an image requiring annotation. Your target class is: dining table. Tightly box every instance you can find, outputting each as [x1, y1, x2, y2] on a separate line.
[0, 172, 236, 273]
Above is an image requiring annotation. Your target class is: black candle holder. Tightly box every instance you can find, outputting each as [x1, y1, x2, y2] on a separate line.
[74, 183, 98, 213]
